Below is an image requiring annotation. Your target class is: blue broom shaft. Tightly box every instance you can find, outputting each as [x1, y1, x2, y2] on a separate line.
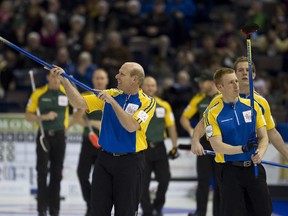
[246, 38, 258, 177]
[203, 150, 288, 168]
[0, 36, 98, 95]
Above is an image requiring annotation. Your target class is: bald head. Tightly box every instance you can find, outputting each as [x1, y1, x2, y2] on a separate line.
[141, 76, 157, 97]
[126, 62, 145, 86]
[116, 62, 146, 94]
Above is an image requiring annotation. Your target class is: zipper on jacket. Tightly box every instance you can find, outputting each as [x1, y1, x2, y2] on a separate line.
[123, 95, 131, 109]
[232, 103, 240, 125]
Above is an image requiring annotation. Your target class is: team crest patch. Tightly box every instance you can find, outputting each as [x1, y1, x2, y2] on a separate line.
[155, 107, 165, 118]
[58, 95, 68, 106]
[137, 110, 148, 122]
[125, 103, 139, 115]
[242, 110, 252, 123]
[205, 125, 213, 137]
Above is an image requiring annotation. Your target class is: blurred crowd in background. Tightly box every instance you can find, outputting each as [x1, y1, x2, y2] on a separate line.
[0, 0, 288, 136]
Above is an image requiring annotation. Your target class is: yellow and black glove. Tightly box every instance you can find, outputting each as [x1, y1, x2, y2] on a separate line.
[168, 147, 179, 159]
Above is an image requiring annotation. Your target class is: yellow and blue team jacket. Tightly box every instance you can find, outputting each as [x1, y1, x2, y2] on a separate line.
[205, 91, 275, 130]
[146, 97, 175, 143]
[26, 84, 69, 130]
[239, 92, 275, 130]
[84, 88, 156, 153]
[204, 96, 265, 163]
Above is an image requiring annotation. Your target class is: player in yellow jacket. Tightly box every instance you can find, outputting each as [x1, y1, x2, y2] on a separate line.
[141, 76, 179, 216]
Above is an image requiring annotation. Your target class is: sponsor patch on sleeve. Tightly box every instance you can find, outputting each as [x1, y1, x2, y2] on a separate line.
[169, 112, 175, 121]
[137, 110, 148, 122]
[205, 125, 213, 138]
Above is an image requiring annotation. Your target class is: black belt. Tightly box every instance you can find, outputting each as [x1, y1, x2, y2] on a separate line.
[44, 129, 64, 136]
[148, 141, 163, 148]
[101, 149, 138, 157]
[226, 161, 252, 167]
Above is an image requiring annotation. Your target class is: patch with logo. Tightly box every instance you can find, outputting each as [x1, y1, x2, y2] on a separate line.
[156, 107, 165, 118]
[58, 95, 68, 106]
[169, 112, 175, 121]
[242, 110, 252, 123]
[137, 110, 148, 122]
[205, 125, 213, 137]
[125, 103, 139, 115]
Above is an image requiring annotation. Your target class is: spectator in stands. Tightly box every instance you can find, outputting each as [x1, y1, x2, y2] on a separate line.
[172, 49, 200, 82]
[163, 70, 193, 136]
[140, 0, 173, 62]
[100, 31, 134, 88]
[0, 0, 14, 38]
[0, 50, 18, 93]
[53, 47, 76, 76]
[216, 18, 236, 48]
[22, 32, 46, 69]
[89, 0, 118, 42]
[46, 0, 69, 32]
[254, 17, 288, 72]
[118, 0, 143, 44]
[55, 32, 68, 49]
[195, 33, 221, 70]
[39, 13, 62, 48]
[166, 0, 196, 47]
[81, 31, 101, 64]
[219, 35, 246, 68]
[24, 0, 44, 32]
[8, 15, 27, 47]
[67, 14, 86, 62]
[245, 1, 266, 33]
[74, 51, 98, 92]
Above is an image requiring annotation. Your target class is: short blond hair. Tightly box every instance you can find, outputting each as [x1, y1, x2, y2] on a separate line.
[214, 67, 235, 85]
[233, 56, 256, 73]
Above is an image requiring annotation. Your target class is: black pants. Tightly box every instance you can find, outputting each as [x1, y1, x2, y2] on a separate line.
[219, 163, 272, 216]
[77, 135, 99, 212]
[195, 138, 220, 216]
[36, 130, 66, 215]
[141, 141, 170, 215]
[91, 150, 145, 216]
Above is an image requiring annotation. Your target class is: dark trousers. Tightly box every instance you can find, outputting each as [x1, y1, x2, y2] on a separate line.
[77, 135, 98, 212]
[219, 163, 272, 216]
[91, 150, 145, 216]
[195, 138, 220, 216]
[36, 130, 66, 215]
[141, 142, 170, 215]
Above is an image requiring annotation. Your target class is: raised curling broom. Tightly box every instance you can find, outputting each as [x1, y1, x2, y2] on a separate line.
[0, 36, 99, 96]
[241, 23, 259, 177]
